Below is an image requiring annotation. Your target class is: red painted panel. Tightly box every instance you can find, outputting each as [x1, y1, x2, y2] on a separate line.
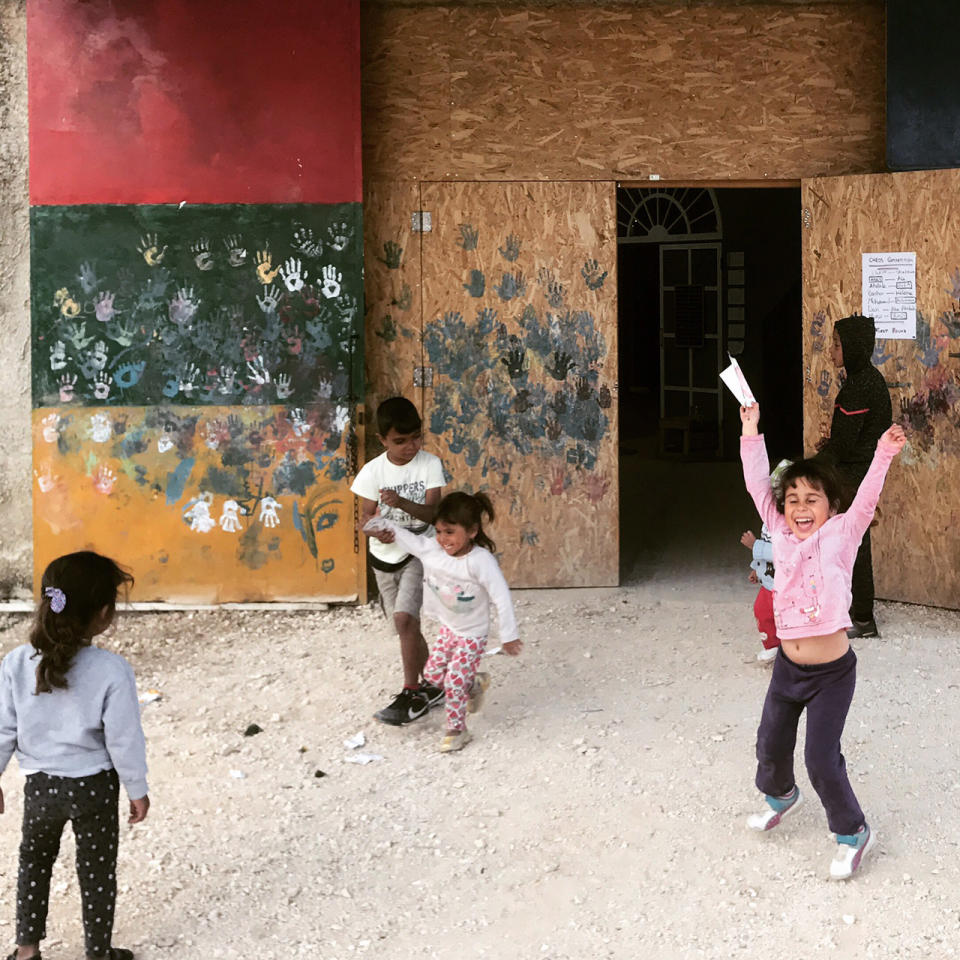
[28, 0, 361, 205]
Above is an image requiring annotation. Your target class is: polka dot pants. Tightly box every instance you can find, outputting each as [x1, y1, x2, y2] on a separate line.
[423, 625, 487, 731]
[17, 769, 119, 956]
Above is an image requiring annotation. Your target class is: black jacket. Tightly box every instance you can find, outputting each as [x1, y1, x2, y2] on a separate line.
[815, 314, 892, 481]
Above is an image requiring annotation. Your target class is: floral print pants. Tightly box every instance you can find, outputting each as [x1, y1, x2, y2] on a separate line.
[423, 625, 487, 731]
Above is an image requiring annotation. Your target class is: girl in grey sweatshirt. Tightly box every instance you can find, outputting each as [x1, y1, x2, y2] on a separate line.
[0, 552, 149, 960]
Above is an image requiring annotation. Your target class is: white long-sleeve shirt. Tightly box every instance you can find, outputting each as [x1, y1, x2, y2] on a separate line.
[0, 643, 149, 800]
[365, 517, 519, 642]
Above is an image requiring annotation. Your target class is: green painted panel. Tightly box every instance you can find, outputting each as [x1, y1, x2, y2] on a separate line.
[31, 203, 363, 409]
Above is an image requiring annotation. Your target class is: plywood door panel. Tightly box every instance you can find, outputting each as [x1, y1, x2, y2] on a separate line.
[801, 170, 960, 609]
[419, 181, 618, 588]
[362, 180, 424, 451]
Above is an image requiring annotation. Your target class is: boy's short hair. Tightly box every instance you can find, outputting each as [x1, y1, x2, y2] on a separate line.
[376, 396, 422, 437]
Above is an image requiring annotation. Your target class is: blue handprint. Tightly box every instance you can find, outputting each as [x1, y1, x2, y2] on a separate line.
[457, 224, 479, 251]
[463, 270, 485, 298]
[498, 234, 521, 262]
[871, 339, 894, 367]
[816, 370, 832, 398]
[494, 271, 527, 301]
[581, 259, 608, 290]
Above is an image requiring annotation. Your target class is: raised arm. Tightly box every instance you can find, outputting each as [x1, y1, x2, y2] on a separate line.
[842, 424, 905, 540]
[739, 404, 781, 531]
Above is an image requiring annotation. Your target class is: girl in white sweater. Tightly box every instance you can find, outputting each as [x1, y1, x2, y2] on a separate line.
[0, 552, 149, 960]
[366, 491, 522, 752]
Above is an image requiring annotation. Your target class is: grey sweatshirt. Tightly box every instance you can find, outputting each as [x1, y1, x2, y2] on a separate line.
[0, 643, 148, 800]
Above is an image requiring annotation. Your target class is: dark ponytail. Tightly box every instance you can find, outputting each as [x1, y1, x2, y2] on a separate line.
[435, 491, 497, 553]
[30, 552, 134, 694]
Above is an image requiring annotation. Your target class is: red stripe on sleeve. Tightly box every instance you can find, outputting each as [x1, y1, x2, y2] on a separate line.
[835, 405, 869, 415]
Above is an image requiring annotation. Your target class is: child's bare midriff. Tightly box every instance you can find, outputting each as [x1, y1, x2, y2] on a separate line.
[782, 628, 850, 665]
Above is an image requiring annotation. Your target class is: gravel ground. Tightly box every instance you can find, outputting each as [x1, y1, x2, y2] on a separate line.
[0, 592, 959, 960]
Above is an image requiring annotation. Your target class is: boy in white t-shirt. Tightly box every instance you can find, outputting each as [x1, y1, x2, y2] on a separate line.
[351, 397, 446, 725]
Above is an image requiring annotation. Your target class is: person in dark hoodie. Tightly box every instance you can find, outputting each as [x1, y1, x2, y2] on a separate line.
[814, 314, 892, 638]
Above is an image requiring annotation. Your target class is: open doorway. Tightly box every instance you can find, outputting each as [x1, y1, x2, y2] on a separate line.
[617, 186, 802, 594]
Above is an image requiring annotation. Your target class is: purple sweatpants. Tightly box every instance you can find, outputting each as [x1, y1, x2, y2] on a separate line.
[755, 646, 865, 835]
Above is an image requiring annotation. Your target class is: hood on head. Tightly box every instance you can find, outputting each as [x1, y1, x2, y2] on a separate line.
[835, 314, 876, 374]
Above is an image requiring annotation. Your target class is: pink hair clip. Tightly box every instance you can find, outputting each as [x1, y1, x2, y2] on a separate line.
[44, 586, 66, 613]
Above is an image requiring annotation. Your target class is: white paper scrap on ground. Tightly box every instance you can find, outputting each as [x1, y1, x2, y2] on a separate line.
[138, 689, 162, 705]
[344, 752, 383, 765]
[483, 645, 502, 657]
[343, 731, 366, 750]
[229, 769, 246, 779]
[719, 355, 756, 406]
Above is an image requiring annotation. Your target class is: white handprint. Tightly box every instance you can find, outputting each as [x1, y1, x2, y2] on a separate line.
[275, 373, 293, 400]
[246, 356, 271, 385]
[327, 221, 354, 252]
[259, 496, 282, 528]
[191, 238, 214, 271]
[223, 234, 248, 267]
[157, 434, 174, 454]
[87, 413, 112, 444]
[219, 500, 246, 533]
[93, 373, 112, 400]
[169, 288, 200, 325]
[77, 262, 98, 295]
[58, 374, 77, 402]
[279, 258, 306, 293]
[107, 318, 137, 347]
[257, 284, 282, 315]
[293, 227, 323, 258]
[333, 404, 350, 433]
[63, 321, 93, 353]
[90, 340, 109, 371]
[217, 365, 238, 395]
[178, 363, 202, 396]
[35, 466, 58, 493]
[184, 499, 216, 533]
[95, 291, 118, 324]
[93, 465, 117, 495]
[49, 341, 68, 371]
[287, 408, 308, 437]
[320, 265, 342, 299]
[41, 413, 61, 444]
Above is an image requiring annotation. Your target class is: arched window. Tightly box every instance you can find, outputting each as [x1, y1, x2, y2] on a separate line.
[617, 187, 722, 243]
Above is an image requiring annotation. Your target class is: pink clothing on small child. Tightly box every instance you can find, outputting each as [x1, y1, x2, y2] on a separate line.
[740, 434, 895, 641]
[423, 624, 487, 732]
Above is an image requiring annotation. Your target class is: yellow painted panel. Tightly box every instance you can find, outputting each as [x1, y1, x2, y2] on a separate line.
[32, 405, 362, 603]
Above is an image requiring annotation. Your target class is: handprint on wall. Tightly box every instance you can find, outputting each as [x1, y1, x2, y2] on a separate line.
[191, 238, 214, 271]
[137, 233, 167, 266]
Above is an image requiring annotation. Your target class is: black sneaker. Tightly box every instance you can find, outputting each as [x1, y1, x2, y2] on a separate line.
[419, 682, 445, 708]
[847, 618, 879, 639]
[374, 688, 430, 726]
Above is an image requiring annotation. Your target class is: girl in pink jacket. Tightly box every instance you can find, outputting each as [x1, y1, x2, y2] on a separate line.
[739, 402, 905, 880]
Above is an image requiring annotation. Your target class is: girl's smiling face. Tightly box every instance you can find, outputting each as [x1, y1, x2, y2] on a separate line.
[783, 477, 834, 539]
[435, 520, 478, 557]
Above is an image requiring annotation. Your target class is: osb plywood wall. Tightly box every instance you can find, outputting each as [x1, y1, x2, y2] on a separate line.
[361, 2, 885, 183]
[802, 170, 960, 610]
[420, 181, 618, 587]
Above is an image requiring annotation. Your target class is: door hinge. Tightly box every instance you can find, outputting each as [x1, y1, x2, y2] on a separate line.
[413, 366, 434, 387]
[411, 211, 432, 233]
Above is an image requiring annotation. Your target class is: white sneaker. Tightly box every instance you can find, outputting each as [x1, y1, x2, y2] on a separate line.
[756, 646, 779, 664]
[830, 823, 875, 880]
[747, 786, 803, 830]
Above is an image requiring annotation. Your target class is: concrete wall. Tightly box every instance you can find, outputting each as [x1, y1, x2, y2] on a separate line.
[0, 2, 30, 599]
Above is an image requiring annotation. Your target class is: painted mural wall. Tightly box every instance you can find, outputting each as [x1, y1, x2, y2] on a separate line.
[28, 0, 364, 602]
